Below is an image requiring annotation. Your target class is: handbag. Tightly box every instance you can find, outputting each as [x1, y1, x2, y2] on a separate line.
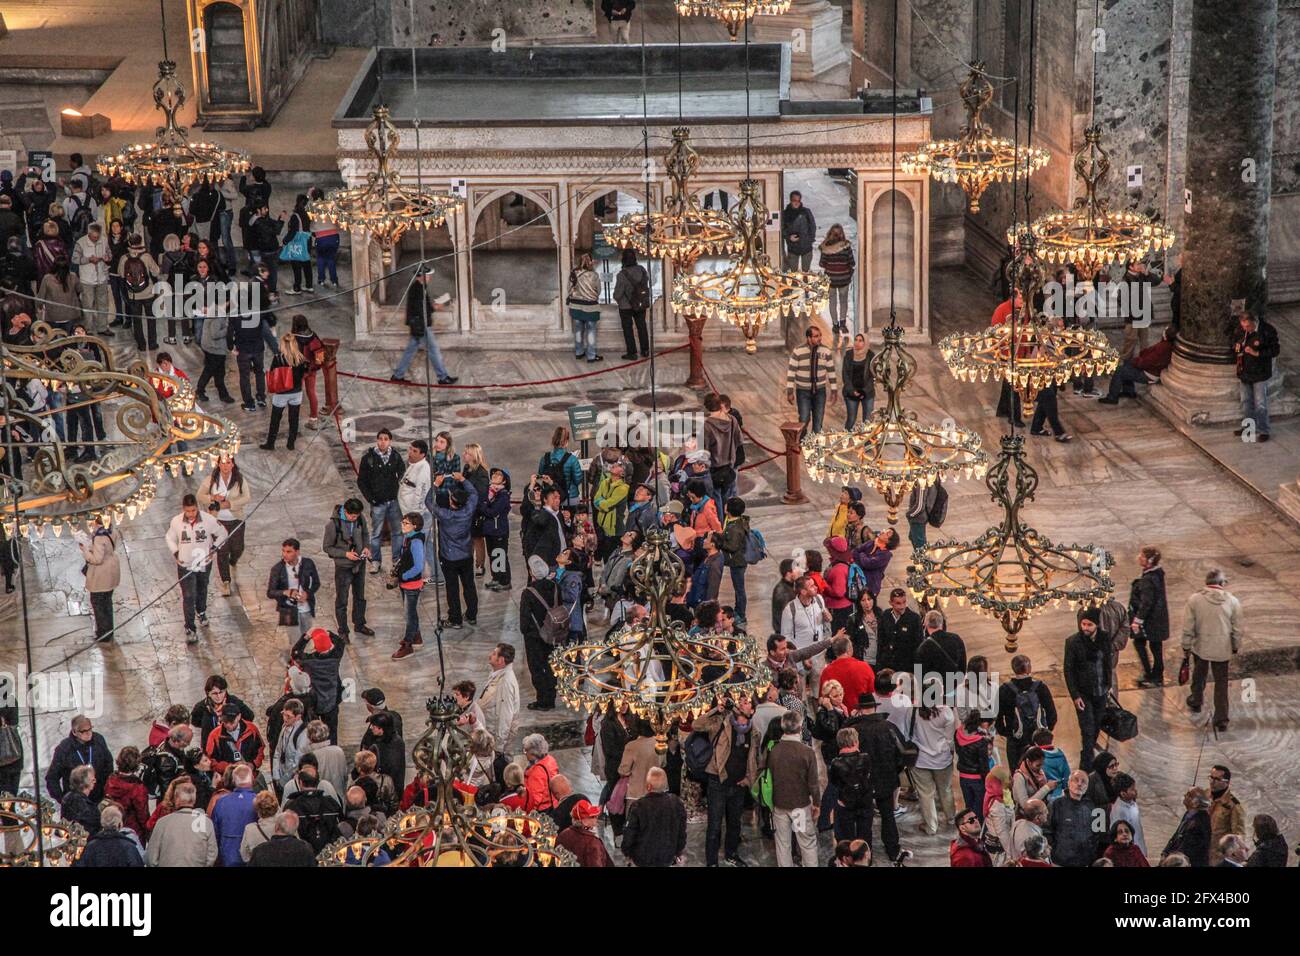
[1099, 692, 1139, 742]
[0, 718, 21, 767]
[606, 775, 629, 815]
[895, 710, 920, 768]
[279, 230, 310, 262]
[1177, 654, 1191, 686]
[266, 363, 296, 394]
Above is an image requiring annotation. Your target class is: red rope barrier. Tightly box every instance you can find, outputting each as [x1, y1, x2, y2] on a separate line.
[337, 343, 689, 390]
[738, 451, 782, 472]
[699, 364, 786, 456]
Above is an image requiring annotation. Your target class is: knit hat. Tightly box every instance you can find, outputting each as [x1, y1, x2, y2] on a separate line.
[1079, 607, 1102, 627]
[684, 449, 711, 467]
[824, 535, 852, 563]
[360, 688, 386, 707]
[310, 628, 334, 653]
[527, 555, 551, 579]
[661, 499, 684, 517]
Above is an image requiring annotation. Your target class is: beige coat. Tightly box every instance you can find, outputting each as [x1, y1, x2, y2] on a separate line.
[80, 530, 120, 593]
[1181, 586, 1243, 663]
[618, 734, 664, 801]
[146, 808, 218, 867]
[197, 470, 251, 519]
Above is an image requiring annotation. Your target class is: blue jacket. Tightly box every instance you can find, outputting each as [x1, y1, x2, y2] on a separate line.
[557, 568, 586, 635]
[1041, 746, 1071, 801]
[434, 485, 479, 562]
[211, 786, 258, 866]
[478, 471, 512, 539]
[72, 829, 144, 867]
[538, 449, 583, 503]
[398, 532, 425, 582]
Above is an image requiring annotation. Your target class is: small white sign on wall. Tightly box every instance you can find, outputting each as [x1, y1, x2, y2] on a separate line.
[1126, 165, 1142, 189]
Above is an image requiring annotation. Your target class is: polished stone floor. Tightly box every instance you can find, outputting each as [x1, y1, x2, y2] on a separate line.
[4, 249, 1299, 866]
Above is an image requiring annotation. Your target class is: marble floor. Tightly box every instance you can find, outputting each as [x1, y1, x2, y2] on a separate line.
[4, 248, 1299, 866]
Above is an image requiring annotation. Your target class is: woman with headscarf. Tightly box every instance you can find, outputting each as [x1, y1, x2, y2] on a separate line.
[982, 765, 1015, 866]
[840, 333, 875, 427]
[34, 219, 67, 279]
[37, 255, 81, 332]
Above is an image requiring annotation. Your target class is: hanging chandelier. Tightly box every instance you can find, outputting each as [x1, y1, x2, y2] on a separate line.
[940, 233, 1119, 410]
[309, 105, 464, 266]
[97, 59, 250, 201]
[319, 697, 577, 867]
[551, 528, 771, 752]
[802, 326, 988, 524]
[0, 794, 87, 867]
[1015, 125, 1174, 275]
[674, 1, 792, 40]
[672, 179, 828, 353]
[1, 325, 240, 539]
[607, 127, 740, 267]
[901, 64, 1049, 213]
[906, 434, 1114, 652]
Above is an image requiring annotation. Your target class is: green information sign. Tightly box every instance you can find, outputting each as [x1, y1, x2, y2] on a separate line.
[567, 403, 599, 442]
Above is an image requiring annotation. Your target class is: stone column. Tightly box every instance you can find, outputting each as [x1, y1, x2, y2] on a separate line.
[321, 338, 341, 415]
[752, 1, 849, 82]
[684, 316, 707, 389]
[1148, 0, 1278, 427]
[780, 422, 809, 504]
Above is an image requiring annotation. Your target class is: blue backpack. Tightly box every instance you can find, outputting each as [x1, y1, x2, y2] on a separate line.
[743, 527, 767, 565]
[845, 563, 869, 601]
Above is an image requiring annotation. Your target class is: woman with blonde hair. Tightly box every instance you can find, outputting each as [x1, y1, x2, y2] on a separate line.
[567, 251, 603, 362]
[260, 332, 307, 450]
[460, 442, 491, 575]
[238, 790, 280, 862]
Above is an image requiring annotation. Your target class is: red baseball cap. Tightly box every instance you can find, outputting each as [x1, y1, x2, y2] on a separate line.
[310, 628, 334, 653]
[571, 799, 601, 821]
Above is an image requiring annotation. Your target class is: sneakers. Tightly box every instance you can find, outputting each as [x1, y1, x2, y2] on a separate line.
[587, 355, 605, 363]
[241, 403, 257, 412]
[197, 612, 209, 627]
[1077, 388, 1102, 398]
[219, 580, 231, 596]
[163, 336, 177, 345]
[445, 621, 463, 630]
[1054, 433, 1073, 443]
[526, 701, 554, 711]
[892, 849, 914, 867]
[182, 336, 192, 345]
[723, 856, 750, 867]
[369, 564, 383, 575]
[465, 617, 477, 626]
[185, 629, 198, 645]
[893, 805, 910, 818]
[306, 417, 321, 430]
[356, 625, 376, 636]
[437, 376, 458, 385]
[255, 398, 267, 409]
[285, 288, 301, 296]
[391, 642, 415, 660]
[1097, 396, 1120, 405]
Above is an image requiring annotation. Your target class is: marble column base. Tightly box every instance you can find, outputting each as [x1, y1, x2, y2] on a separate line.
[751, 1, 849, 81]
[1147, 353, 1297, 427]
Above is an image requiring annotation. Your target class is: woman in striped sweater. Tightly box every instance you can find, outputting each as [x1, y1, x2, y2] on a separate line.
[818, 223, 856, 349]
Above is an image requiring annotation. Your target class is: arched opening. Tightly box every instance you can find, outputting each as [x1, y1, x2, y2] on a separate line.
[871, 189, 915, 326]
[470, 191, 559, 308]
[373, 222, 457, 309]
[203, 3, 252, 106]
[575, 189, 665, 304]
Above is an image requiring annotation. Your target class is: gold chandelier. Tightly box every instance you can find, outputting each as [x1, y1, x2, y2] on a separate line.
[674, 1, 792, 40]
[901, 64, 1049, 213]
[940, 234, 1119, 410]
[319, 697, 576, 867]
[672, 178, 828, 353]
[0, 794, 87, 867]
[803, 325, 988, 524]
[0, 324, 240, 539]
[97, 60, 250, 201]
[607, 127, 740, 267]
[551, 528, 771, 752]
[308, 105, 464, 266]
[1015, 126, 1174, 276]
[907, 434, 1114, 652]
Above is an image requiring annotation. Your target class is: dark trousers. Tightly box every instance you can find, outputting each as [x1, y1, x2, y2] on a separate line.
[485, 535, 511, 586]
[65, 405, 96, 459]
[524, 630, 557, 706]
[236, 350, 265, 405]
[128, 297, 156, 351]
[216, 518, 244, 582]
[1030, 386, 1066, 436]
[401, 587, 422, 643]
[1076, 693, 1108, 772]
[196, 351, 232, 401]
[996, 382, 1024, 425]
[834, 802, 872, 841]
[289, 260, 313, 292]
[440, 557, 477, 624]
[704, 774, 746, 865]
[90, 589, 114, 641]
[618, 308, 649, 356]
[1106, 362, 1146, 400]
[317, 705, 339, 745]
[1134, 636, 1165, 683]
[960, 777, 986, 821]
[333, 563, 368, 635]
[729, 564, 747, 623]
[872, 793, 900, 861]
[266, 402, 300, 448]
[178, 565, 210, 631]
[1189, 655, 1230, 725]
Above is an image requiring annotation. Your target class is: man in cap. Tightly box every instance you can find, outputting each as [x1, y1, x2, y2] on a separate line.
[556, 799, 613, 867]
[359, 688, 404, 747]
[1062, 607, 1113, 772]
[391, 265, 456, 385]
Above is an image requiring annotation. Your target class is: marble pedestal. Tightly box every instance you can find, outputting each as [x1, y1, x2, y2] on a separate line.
[1147, 353, 1296, 427]
[752, 1, 849, 81]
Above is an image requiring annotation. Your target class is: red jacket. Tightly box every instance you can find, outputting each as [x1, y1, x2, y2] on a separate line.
[822, 561, 853, 610]
[689, 497, 722, 535]
[1104, 842, 1150, 867]
[524, 755, 559, 811]
[950, 834, 992, 867]
[204, 720, 266, 773]
[1132, 337, 1173, 375]
[147, 720, 171, 748]
[558, 825, 613, 867]
[820, 656, 875, 709]
[103, 772, 151, 844]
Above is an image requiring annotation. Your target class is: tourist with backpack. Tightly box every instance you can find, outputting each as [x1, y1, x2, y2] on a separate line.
[389, 513, 427, 662]
[613, 247, 651, 359]
[905, 478, 947, 552]
[521, 555, 564, 710]
[822, 535, 859, 634]
[117, 234, 159, 352]
[691, 696, 758, 867]
[538, 426, 584, 507]
[261, 332, 307, 450]
[995, 654, 1057, 771]
[284, 765, 343, 854]
[829, 726, 874, 841]
[719, 497, 756, 627]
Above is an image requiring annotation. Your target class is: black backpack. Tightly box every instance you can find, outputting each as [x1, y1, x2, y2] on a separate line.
[927, 480, 949, 529]
[541, 451, 572, 491]
[1012, 680, 1047, 740]
[290, 790, 341, 853]
[833, 754, 872, 810]
[628, 266, 652, 311]
[123, 255, 151, 294]
[67, 194, 95, 238]
[683, 722, 725, 782]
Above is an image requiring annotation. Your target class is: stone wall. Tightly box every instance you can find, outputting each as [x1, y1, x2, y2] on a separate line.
[392, 0, 595, 46]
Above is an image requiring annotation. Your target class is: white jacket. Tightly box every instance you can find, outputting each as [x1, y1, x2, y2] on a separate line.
[780, 595, 828, 649]
[478, 665, 520, 752]
[165, 511, 228, 570]
[909, 705, 955, 770]
[73, 232, 110, 285]
[397, 458, 431, 515]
